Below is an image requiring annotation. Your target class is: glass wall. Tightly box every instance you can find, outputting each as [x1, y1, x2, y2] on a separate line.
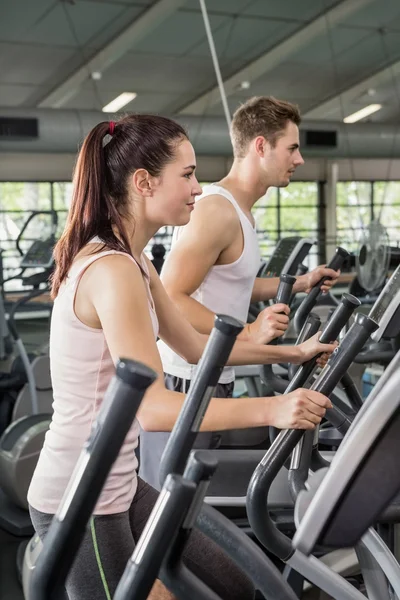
[2, 178, 400, 292]
[254, 182, 320, 269]
[336, 181, 400, 253]
[373, 181, 400, 244]
[0, 182, 56, 288]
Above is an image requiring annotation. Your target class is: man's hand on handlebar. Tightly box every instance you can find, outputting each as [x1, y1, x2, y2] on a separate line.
[297, 265, 341, 294]
[244, 304, 290, 344]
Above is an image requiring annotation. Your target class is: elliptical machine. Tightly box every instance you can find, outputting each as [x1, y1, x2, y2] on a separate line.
[0, 212, 57, 596]
[0, 210, 56, 434]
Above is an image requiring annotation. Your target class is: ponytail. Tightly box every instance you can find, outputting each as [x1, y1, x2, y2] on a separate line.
[51, 114, 188, 298]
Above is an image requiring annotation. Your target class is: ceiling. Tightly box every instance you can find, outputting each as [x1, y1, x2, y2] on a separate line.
[2, 0, 400, 156]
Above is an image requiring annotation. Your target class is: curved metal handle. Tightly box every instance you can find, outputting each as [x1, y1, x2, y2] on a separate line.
[294, 247, 349, 333]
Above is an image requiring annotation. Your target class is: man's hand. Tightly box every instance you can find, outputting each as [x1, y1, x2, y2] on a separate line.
[295, 333, 338, 364]
[297, 265, 340, 294]
[244, 303, 290, 344]
[266, 388, 332, 430]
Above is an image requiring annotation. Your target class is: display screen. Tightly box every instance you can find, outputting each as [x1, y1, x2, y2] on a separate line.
[262, 237, 300, 278]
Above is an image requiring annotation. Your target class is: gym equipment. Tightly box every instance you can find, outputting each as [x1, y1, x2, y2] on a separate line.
[0, 213, 56, 599]
[260, 237, 315, 278]
[293, 246, 349, 333]
[293, 351, 400, 599]
[356, 220, 390, 294]
[0, 232, 55, 514]
[28, 358, 157, 600]
[247, 262, 400, 598]
[115, 314, 297, 600]
[248, 236, 315, 323]
[216, 247, 351, 493]
[150, 242, 166, 274]
[239, 237, 317, 411]
[0, 210, 56, 433]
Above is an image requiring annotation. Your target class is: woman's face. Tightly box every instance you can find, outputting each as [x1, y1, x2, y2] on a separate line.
[147, 138, 202, 227]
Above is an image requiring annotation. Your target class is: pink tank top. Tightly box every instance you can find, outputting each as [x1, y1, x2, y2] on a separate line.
[28, 250, 159, 515]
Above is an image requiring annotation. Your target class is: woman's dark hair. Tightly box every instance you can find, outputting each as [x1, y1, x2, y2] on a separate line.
[51, 114, 188, 297]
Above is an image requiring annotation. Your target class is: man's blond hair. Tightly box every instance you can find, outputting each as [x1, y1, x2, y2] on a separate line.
[230, 96, 301, 158]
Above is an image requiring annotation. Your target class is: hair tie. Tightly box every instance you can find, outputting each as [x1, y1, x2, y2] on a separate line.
[109, 121, 115, 136]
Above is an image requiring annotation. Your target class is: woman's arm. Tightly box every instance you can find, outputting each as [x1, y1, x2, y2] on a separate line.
[85, 255, 330, 432]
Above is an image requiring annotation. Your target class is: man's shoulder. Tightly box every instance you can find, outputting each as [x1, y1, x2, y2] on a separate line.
[195, 192, 239, 224]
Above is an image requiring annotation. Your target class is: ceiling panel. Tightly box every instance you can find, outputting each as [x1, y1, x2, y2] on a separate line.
[76, 52, 215, 95]
[132, 10, 229, 55]
[0, 0, 55, 43]
[344, 0, 400, 28]
[287, 26, 373, 66]
[184, 0, 339, 21]
[183, 0, 272, 16]
[0, 43, 75, 85]
[241, 0, 341, 21]
[22, 1, 135, 47]
[188, 15, 301, 61]
[333, 36, 400, 88]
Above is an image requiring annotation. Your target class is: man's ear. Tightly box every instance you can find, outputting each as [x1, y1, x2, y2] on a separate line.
[254, 136, 268, 157]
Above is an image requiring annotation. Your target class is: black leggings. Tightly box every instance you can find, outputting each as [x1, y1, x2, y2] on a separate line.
[29, 478, 254, 600]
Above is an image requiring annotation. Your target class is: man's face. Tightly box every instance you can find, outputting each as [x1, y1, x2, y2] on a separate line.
[262, 121, 304, 187]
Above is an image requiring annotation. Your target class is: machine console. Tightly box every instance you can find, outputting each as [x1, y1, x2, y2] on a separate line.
[260, 237, 315, 278]
[20, 239, 54, 269]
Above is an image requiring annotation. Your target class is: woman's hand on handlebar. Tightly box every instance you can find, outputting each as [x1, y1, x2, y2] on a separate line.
[266, 388, 332, 430]
[295, 332, 338, 364]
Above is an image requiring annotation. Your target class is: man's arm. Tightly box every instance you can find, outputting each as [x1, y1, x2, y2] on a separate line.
[162, 196, 290, 344]
[161, 195, 238, 334]
[251, 265, 341, 303]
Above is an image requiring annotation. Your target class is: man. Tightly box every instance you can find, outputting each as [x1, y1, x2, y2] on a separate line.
[140, 96, 339, 488]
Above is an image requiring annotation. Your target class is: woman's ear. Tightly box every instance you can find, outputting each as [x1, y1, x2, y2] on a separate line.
[131, 169, 154, 196]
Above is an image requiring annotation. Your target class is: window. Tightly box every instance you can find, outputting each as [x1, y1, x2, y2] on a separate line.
[336, 182, 372, 254]
[336, 181, 400, 253]
[255, 182, 319, 269]
[373, 181, 400, 244]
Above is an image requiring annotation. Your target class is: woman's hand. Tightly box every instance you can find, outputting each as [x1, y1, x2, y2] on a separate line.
[295, 332, 338, 364]
[266, 388, 332, 430]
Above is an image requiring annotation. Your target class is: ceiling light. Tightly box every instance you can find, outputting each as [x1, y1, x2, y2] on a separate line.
[343, 104, 382, 123]
[102, 93, 137, 113]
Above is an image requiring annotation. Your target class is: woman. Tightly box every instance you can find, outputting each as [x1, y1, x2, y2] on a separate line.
[28, 114, 334, 600]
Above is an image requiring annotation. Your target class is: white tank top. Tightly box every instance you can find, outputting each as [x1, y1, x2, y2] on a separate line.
[158, 184, 261, 384]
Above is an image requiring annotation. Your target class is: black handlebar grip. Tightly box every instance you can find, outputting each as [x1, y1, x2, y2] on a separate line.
[326, 246, 349, 272]
[275, 274, 296, 306]
[319, 293, 361, 344]
[159, 314, 244, 486]
[294, 247, 349, 333]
